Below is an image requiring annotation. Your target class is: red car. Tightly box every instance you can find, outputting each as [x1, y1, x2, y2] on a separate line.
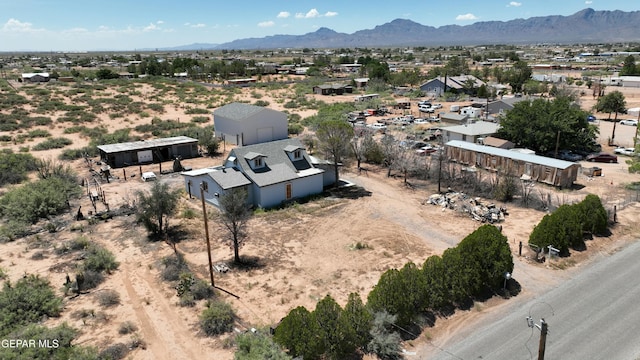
[586, 153, 618, 163]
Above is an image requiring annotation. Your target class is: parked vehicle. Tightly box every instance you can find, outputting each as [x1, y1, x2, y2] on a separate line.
[614, 147, 637, 156]
[432, 103, 443, 109]
[416, 145, 437, 156]
[619, 119, 638, 126]
[413, 118, 429, 124]
[418, 101, 432, 107]
[367, 123, 387, 133]
[419, 106, 435, 113]
[558, 150, 584, 162]
[586, 153, 618, 163]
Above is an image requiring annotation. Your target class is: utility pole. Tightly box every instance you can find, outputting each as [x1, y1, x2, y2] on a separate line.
[527, 316, 548, 360]
[200, 183, 215, 288]
[554, 130, 560, 159]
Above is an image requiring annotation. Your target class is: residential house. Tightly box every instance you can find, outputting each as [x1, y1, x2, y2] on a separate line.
[439, 112, 469, 126]
[442, 121, 500, 144]
[312, 83, 353, 95]
[182, 139, 328, 208]
[445, 140, 580, 188]
[21, 72, 50, 83]
[419, 75, 486, 97]
[482, 136, 515, 149]
[213, 103, 288, 146]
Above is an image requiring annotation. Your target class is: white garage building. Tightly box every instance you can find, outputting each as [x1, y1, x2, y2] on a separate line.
[213, 103, 288, 146]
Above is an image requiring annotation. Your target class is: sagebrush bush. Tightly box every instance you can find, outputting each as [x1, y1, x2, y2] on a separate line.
[118, 321, 138, 335]
[96, 289, 120, 307]
[84, 245, 119, 274]
[98, 343, 128, 360]
[200, 300, 235, 336]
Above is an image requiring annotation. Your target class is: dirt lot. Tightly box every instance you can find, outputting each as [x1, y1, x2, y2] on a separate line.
[1, 79, 639, 359]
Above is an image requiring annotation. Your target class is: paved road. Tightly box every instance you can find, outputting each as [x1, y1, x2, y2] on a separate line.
[425, 239, 640, 360]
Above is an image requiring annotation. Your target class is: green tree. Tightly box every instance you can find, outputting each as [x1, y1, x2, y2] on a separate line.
[366, 312, 402, 360]
[620, 55, 638, 76]
[594, 91, 627, 143]
[366, 268, 415, 327]
[507, 61, 532, 94]
[529, 204, 582, 255]
[316, 120, 354, 187]
[343, 293, 373, 349]
[456, 225, 514, 294]
[576, 194, 608, 235]
[135, 181, 181, 237]
[313, 295, 358, 359]
[274, 306, 323, 360]
[441, 247, 471, 305]
[95, 68, 119, 80]
[421, 255, 449, 310]
[496, 97, 598, 154]
[218, 187, 251, 263]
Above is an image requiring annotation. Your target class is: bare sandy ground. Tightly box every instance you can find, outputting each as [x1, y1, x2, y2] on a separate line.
[0, 79, 639, 359]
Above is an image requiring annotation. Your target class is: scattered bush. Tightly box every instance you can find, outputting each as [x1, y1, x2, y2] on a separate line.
[200, 300, 235, 336]
[83, 244, 119, 274]
[118, 321, 138, 335]
[191, 279, 214, 300]
[235, 329, 292, 360]
[161, 253, 189, 282]
[98, 342, 129, 360]
[32, 137, 73, 151]
[96, 289, 121, 307]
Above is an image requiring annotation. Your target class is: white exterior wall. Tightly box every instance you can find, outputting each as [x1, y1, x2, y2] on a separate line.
[215, 109, 287, 146]
[183, 174, 223, 207]
[255, 174, 323, 208]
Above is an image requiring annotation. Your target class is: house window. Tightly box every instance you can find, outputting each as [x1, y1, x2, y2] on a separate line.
[286, 183, 292, 200]
[200, 181, 208, 192]
[293, 149, 302, 159]
[462, 134, 467, 141]
[254, 157, 263, 167]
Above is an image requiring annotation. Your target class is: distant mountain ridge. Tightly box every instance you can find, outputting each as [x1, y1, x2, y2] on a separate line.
[165, 9, 640, 51]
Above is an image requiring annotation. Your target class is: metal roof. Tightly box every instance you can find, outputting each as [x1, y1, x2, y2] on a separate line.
[212, 102, 282, 121]
[96, 136, 197, 154]
[446, 140, 578, 169]
[443, 121, 500, 136]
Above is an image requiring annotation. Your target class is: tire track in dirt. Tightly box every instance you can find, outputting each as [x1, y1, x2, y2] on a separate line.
[122, 262, 202, 360]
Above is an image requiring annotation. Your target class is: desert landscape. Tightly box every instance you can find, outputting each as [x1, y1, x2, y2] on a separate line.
[1, 76, 640, 359]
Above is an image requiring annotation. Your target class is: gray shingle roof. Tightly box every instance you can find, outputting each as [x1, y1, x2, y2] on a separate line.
[208, 167, 252, 190]
[229, 138, 323, 187]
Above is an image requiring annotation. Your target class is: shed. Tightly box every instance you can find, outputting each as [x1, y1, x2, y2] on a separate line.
[97, 136, 199, 168]
[213, 103, 288, 146]
[445, 140, 580, 188]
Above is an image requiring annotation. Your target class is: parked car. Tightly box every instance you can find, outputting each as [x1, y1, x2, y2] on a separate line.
[367, 123, 387, 133]
[419, 106, 435, 113]
[614, 147, 637, 156]
[413, 118, 429, 124]
[416, 145, 437, 156]
[558, 150, 583, 162]
[418, 101, 432, 107]
[586, 153, 618, 163]
[432, 103, 443, 109]
[619, 119, 638, 126]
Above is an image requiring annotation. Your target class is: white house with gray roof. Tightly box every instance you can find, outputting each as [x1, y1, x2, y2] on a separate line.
[182, 138, 326, 208]
[213, 102, 288, 146]
[442, 121, 500, 144]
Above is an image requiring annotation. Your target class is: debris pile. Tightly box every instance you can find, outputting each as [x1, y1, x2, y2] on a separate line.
[425, 192, 508, 223]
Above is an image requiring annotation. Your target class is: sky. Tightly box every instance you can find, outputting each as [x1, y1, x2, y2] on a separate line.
[1, 0, 637, 52]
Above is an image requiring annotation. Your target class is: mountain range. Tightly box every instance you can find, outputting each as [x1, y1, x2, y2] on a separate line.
[160, 8, 640, 51]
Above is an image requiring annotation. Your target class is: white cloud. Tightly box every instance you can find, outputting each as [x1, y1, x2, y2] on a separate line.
[258, 21, 275, 27]
[456, 13, 479, 21]
[191, 23, 206, 28]
[143, 23, 159, 32]
[507, 1, 522, 7]
[277, 11, 290, 18]
[157, 20, 164, 24]
[2, 18, 37, 32]
[296, 9, 320, 19]
[585, 0, 593, 4]
[325, 11, 338, 17]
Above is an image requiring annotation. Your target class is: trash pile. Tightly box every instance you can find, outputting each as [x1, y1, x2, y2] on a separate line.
[425, 191, 508, 223]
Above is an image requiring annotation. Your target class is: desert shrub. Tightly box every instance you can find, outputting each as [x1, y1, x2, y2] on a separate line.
[0, 323, 98, 360]
[161, 253, 189, 282]
[147, 103, 165, 113]
[254, 100, 270, 107]
[55, 236, 90, 255]
[0, 176, 82, 224]
[26, 129, 51, 138]
[191, 116, 210, 123]
[235, 329, 292, 360]
[79, 270, 104, 290]
[118, 321, 138, 335]
[366, 312, 402, 360]
[200, 300, 236, 336]
[32, 137, 73, 151]
[493, 174, 518, 202]
[288, 123, 304, 135]
[98, 342, 129, 360]
[185, 107, 210, 114]
[0, 135, 11, 142]
[0, 150, 38, 186]
[59, 146, 99, 160]
[0, 274, 63, 337]
[96, 289, 121, 307]
[0, 221, 30, 243]
[191, 279, 214, 300]
[181, 208, 196, 219]
[83, 244, 119, 274]
[179, 293, 196, 307]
